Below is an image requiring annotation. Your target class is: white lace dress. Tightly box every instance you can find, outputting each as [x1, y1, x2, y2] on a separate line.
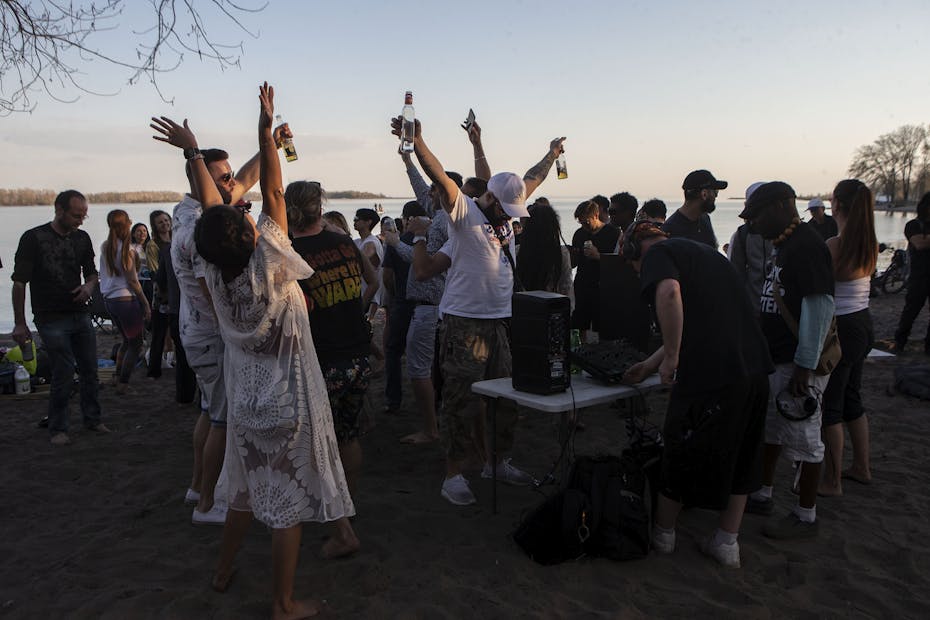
[203, 214, 355, 528]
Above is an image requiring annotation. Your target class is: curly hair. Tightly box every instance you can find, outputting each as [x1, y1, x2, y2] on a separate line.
[194, 205, 254, 271]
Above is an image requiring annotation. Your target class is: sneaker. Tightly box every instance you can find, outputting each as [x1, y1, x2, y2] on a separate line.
[745, 496, 774, 516]
[652, 528, 676, 554]
[480, 459, 535, 486]
[762, 512, 819, 540]
[184, 488, 201, 505]
[50, 432, 71, 446]
[440, 475, 477, 506]
[87, 423, 112, 434]
[700, 535, 741, 568]
[192, 504, 228, 526]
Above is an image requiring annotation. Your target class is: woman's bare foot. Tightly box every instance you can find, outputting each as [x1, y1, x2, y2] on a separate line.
[400, 431, 438, 445]
[842, 468, 872, 485]
[320, 532, 360, 560]
[211, 566, 237, 593]
[272, 597, 323, 620]
[817, 481, 842, 497]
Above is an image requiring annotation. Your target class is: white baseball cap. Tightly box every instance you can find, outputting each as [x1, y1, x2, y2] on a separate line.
[487, 172, 529, 218]
[807, 198, 826, 210]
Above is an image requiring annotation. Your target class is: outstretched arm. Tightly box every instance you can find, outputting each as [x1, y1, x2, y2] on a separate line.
[151, 116, 223, 208]
[523, 137, 565, 198]
[257, 82, 287, 234]
[465, 122, 491, 181]
[391, 117, 458, 213]
[231, 123, 290, 204]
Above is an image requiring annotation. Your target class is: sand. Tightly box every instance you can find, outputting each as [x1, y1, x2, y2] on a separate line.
[1, 292, 928, 619]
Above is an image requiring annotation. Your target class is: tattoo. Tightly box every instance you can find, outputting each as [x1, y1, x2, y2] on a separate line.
[524, 152, 557, 182]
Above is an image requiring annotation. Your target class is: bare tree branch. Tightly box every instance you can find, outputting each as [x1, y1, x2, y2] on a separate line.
[0, 0, 265, 115]
[849, 124, 930, 203]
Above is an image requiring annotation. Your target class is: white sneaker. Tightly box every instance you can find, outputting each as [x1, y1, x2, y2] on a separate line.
[480, 459, 535, 486]
[192, 504, 227, 525]
[700, 535, 741, 568]
[441, 475, 477, 506]
[184, 488, 200, 505]
[652, 528, 676, 554]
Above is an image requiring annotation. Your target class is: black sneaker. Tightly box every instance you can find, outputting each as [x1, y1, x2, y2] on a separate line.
[762, 513, 819, 539]
[745, 496, 774, 516]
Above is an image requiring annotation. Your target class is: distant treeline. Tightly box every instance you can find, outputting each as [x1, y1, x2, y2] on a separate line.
[1, 188, 390, 206]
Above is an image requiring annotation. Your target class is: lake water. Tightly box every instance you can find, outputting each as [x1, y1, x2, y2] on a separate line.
[0, 197, 914, 333]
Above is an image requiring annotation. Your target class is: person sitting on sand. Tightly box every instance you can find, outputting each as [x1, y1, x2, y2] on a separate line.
[152, 83, 355, 619]
[741, 182, 835, 540]
[622, 221, 773, 568]
[820, 180, 878, 495]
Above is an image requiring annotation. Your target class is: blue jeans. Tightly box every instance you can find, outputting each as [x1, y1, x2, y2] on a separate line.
[36, 313, 101, 434]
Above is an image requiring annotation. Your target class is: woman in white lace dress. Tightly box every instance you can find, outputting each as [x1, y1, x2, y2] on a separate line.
[152, 83, 353, 620]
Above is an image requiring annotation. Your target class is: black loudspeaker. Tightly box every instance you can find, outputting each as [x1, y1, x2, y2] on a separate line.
[511, 291, 571, 394]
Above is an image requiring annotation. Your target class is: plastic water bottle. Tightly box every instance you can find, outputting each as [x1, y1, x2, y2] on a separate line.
[14, 364, 30, 395]
[275, 113, 298, 162]
[400, 91, 415, 153]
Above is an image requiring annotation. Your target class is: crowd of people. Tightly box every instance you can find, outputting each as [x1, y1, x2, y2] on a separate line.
[9, 82, 930, 614]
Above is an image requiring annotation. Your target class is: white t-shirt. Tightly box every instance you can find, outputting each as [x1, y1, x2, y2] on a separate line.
[438, 191, 513, 319]
[355, 234, 384, 307]
[171, 194, 218, 342]
[98, 240, 132, 298]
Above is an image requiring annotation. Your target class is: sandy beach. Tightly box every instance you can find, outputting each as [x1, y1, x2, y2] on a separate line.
[1, 291, 928, 619]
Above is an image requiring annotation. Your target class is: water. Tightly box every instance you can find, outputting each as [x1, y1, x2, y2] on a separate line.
[0, 198, 913, 333]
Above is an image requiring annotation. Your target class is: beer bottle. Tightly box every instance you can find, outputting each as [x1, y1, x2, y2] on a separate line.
[275, 114, 298, 162]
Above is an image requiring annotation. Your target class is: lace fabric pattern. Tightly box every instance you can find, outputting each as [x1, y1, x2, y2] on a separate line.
[205, 214, 355, 528]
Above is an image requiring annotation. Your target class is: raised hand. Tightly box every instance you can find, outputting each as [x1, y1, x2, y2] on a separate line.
[549, 136, 566, 157]
[464, 121, 482, 145]
[150, 116, 198, 150]
[259, 81, 274, 130]
[390, 116, 422, 140]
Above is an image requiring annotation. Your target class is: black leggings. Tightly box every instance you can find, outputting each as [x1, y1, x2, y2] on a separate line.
[822, 309, 873, 426]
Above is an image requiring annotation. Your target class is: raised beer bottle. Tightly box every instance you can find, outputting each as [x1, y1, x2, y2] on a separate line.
[275, 113, 298, 162]
[400, 91, 416, 153]
[556, 151, 568, 180]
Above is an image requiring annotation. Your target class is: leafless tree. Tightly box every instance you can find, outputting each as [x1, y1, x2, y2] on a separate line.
[849, 124, 929, 203]
[0, 0, 266, 115]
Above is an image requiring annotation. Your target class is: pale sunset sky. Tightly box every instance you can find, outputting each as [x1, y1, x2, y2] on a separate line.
[1, 0, 928, 199]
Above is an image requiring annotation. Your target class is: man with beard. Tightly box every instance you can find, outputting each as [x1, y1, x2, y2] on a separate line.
[662, 170, 727, 249]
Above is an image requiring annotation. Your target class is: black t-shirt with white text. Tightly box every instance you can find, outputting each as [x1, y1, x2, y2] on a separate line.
[759, 223, 834, 364]
[639, 238, 773, 396]
[291, 230, 371, 364]
[661, 210, 717, 248]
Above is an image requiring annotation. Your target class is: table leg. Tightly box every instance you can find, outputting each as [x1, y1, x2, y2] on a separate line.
[490, 396, 498, 514]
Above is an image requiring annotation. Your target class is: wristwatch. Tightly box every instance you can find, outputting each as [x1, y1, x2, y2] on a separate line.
[412, 235, 428, 244]
[183, 147, 201, 160]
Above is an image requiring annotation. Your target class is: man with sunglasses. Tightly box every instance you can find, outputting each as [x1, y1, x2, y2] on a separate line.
[168, 128, 288, 526]
[390, 114, 564, 506]
[661, 170, 727, 249]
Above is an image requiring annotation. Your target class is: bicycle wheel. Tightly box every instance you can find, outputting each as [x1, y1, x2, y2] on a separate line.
[882, 266, 906, 294]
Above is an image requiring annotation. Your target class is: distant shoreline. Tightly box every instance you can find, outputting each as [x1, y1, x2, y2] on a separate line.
[0, 189, 393, 207]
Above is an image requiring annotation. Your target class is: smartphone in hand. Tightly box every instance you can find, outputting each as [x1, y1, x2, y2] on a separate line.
[461, 108, 476, 131]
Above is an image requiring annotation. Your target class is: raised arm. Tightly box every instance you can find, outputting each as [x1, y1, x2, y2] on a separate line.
[465, 121, 491, 181]
[150, 117, 223, 208]
[257, 82, 287, 233]
[523, 137, 566, 198]
[230, 123, 290, 204]
[391, 117, 458, 213]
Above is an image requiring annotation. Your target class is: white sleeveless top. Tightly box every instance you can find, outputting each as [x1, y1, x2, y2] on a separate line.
[834, 277, 870, 315]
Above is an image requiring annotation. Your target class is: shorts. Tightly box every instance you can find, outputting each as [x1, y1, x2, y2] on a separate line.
[185, 335, 227, 426]
[322, 355, 371, 443]
[438, 314, 516, 462]
[661, 373, 768, 510]
[765, 363, 829, 462]
[406, 304, 440, 380]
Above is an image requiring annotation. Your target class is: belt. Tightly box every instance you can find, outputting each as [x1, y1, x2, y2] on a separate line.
[413, 300, 438, 306]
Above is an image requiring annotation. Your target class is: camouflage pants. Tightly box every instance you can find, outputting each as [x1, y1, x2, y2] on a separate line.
[322, 355, 371, 443]
[438, 314, 517, 463]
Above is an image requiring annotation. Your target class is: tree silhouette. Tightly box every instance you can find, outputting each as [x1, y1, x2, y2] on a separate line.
[849, 124, 929, 203]
[0, 0, 265, 115]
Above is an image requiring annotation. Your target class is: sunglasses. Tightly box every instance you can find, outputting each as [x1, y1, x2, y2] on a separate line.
[236, 201, 252, 214]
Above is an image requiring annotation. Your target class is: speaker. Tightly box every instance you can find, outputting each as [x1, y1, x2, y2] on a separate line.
[511, 291, 571, 394]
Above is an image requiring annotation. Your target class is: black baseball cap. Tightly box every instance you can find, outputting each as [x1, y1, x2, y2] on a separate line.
[682, 169, 728, 191]
[738, 181, 797, 219]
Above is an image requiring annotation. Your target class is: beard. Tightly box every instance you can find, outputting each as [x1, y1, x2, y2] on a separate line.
[701, 198, 716, 213]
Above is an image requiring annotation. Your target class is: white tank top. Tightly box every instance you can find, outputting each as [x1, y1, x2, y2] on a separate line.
[834, 277, 870, 315]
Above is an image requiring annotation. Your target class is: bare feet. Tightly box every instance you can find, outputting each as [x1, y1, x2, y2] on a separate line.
[272, 598, 323, 620]
[400, 431, 438, 445]
[842, 468, 872, 485]
[817, 481, 842, 497]
[320, 532, 360, 560]
[211, 566, 237, 593]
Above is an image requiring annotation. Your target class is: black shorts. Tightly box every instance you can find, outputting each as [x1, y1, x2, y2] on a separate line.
[660, 373, 769, 510]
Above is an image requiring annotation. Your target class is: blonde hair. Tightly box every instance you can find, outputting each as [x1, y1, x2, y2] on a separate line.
[104, 209, 134, 275]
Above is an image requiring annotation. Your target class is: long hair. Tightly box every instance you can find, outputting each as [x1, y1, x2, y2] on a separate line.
[516, 204, 564, 292]
[104, 210, 134, 276]
[149, 209, 171, 247]
[131, 222, 150, 250]
[832, 179, 878, 275]
[323, 211, 351, 236]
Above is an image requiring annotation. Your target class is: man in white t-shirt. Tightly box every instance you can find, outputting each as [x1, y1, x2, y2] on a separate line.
[353, 208, 384, 319]
[391, 114, 565, 505]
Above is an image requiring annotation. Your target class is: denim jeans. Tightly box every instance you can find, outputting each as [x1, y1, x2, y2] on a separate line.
[36, 313, 101, 434]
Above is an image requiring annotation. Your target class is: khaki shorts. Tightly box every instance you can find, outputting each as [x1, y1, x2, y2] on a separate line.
[185, 335, 227, 426]
[765, 363, 829, 463]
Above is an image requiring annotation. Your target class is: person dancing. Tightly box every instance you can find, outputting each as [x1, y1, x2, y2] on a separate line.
[152, 83, 355, 619]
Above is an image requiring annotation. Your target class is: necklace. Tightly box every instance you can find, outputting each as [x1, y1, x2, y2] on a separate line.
[773, 217, 800, 245]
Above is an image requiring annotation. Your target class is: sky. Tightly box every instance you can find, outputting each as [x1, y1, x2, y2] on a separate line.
[1, 0, 929, 200]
